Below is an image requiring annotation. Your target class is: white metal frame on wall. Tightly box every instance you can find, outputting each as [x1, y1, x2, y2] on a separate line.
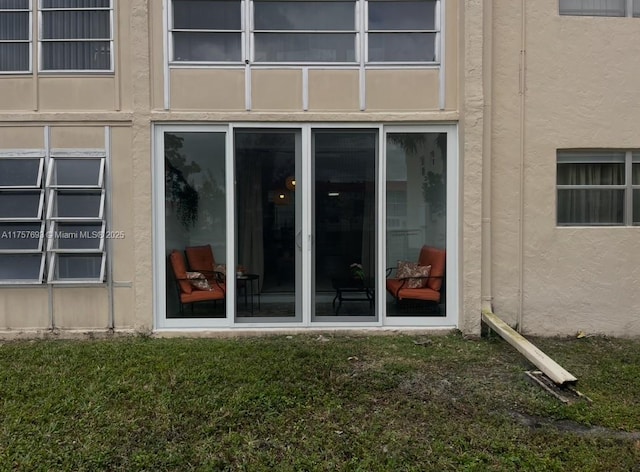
[161, 0, 446, 110]
[153, 123, 459, 331]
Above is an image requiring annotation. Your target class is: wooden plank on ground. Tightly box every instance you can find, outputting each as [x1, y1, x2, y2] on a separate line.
[482, 311, 578, 386]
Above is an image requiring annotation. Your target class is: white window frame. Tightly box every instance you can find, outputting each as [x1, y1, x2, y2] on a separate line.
[365, 0, 440, 65]
[38, 0, 114, 73]
[250, 0, 359, 65]
[0, 0, 33, 74]
[0, 150, 46, 283]
[167, 0, 442, 67]
[559, 0, 638, 17]
[556, 150, 638, 226]
[169, 0, 245, 65]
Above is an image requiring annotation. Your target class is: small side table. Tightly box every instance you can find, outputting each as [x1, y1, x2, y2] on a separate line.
[237, 273, 260, 315]
[331, 276, 374, 315]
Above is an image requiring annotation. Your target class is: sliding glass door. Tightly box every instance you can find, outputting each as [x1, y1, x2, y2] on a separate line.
[234, 130, 302, 322]
[312, 130, 378, 322]
[156, 124, 457, 328]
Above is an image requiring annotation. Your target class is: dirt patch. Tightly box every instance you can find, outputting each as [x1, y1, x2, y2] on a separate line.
[509, 411, 640, 440]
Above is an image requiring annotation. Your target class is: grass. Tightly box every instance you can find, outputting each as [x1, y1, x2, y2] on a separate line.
[0, 332, 639, 471]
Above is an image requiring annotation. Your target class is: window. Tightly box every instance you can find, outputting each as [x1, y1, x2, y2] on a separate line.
[0, 152, 46, 282]
[559, 0, 640, 17]
[0, 0, 31, 72]
[557, 151, 639, 226]
[169, 0, 441, 65]
[40, 0, 113, 71]
[0, 148, 107, 284]
[254, 1, 356, 62]
[367, 0, 438, 62]
[171, 0, 241, 62]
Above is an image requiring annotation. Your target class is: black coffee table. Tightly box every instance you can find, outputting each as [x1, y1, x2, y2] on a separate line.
[331, 277, 374, 315]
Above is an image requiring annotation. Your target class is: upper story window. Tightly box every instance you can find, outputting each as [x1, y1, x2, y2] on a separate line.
[169, 0, 440, 65]
[0, 0, 32, 73]
[0, 0, 114, 74]
[40, 0, 113, 71]
[559, 0, 640, 17]
[557, 151, 640, 226]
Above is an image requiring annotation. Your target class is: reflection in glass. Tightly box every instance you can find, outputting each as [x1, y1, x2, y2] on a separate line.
[235, 131, 298, 319]
[386, 133, 446, 317]
[50, 159, 102, 186]
[173, 0, 241, 30]
[368, 33, 436, 62]
[173, 32, 241, 61]
[0, 254, 43, 281]
[313, 131, 377, 319]
[368, 1, 436, 30]
[254, 33, 355, 62]
[0, 223, 42, 250]
[0, 159, 41, 187]
[164, 132, 227, 318]
[0, 191, 42, 218]
[254, 2, 354, 30]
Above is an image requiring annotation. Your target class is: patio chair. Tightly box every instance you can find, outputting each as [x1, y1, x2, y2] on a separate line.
[386, 246, 445, 312]
[169, 249, 225, 315]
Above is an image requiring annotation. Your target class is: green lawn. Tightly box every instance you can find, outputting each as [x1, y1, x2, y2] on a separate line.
[0, 332, 639, 471]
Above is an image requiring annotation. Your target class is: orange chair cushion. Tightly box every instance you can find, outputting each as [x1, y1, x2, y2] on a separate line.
[386, 279, 441, 302]
[418, 246, 445, 292]
[185, 245, 216, 273]
[169, 250, 192, 294]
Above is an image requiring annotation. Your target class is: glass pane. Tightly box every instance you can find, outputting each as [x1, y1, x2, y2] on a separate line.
[557, 189, 624, 225]
[50, 159, 102, 186]
[557, 163, 625, 185]
[54, 254, 103, 280]
[559, 0, 626, 16]
[254, 33, 355, 62]
[172, 32, 241, 61]
[42, 41, 111, 70]
[0, 222, 42, 250]
[173, 0, 240, 30]
[0, 159, 41, 187]
[633, 161, 639, 185]
[42, 11, 110, 39]
[51, 222, 103, 249]
[0, 254, 42, 281]
[0, 191, 41, 218]
[0, 43, 29, 71]
[0, 0, 29, 8]
[53, 191, 102, 218]
[386, 133, 447, 317]
[634, 190, 640, 225]
[635, 0, 640, 16]
[313, 131, 377, 319]
[0, 12, 29, 40]
[165, 131, 227, 319]
[368, 33, 436, 62]
[235, 131, 299, 320]
[254, 2, 355, 31]
[42, 0, 110, 8]
[369, 1, 436, 30]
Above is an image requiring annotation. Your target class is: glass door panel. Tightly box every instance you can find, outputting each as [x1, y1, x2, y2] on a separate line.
[235, 130, 301, 322]
[164, 131, 227, 319]
[312, 130, 377, 321]
[385, 132, 447, 317]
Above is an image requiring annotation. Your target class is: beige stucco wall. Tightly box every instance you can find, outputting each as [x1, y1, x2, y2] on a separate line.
[490, 0, 640, 336]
